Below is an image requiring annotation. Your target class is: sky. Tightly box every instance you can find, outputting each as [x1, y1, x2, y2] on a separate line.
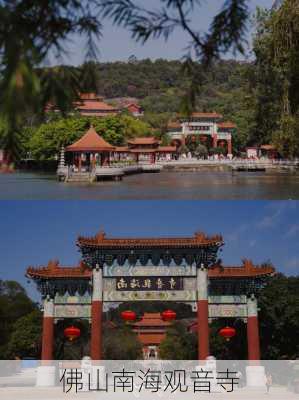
[51, 0, 274, 66]
[0, 200, 298, 301]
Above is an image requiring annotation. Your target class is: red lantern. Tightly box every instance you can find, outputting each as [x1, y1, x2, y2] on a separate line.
[219, 326, 236, 341]
[121, 310, 136, 322]
[161, 309, 176, 321]
[64, 326, 81, 341]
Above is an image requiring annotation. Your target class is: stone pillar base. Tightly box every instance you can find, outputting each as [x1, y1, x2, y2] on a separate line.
[246, 365, 266, 389]
[36, 365, 56, 387]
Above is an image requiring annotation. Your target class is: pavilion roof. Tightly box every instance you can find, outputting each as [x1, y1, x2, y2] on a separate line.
[77, 231, 224, 249]
[133, 313, 171, 327]
[217, 121, 236, 129]
[167, 121, 182, 130]
[260, 144, 276, 151]
[65, 126, 115, 152]
[157, 146, 177, 152]
[127, 137, 159, 145]
[181, 112, 223, 120]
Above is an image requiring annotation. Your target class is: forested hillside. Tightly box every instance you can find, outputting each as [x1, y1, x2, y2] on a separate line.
[78, 58, 255, 149]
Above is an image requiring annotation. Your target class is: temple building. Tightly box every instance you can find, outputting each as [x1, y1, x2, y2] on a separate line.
[46, 93, 120, 117]
[73, 93, 120, 117]
[167, 112, 236, 156]
[26, 230, 275, 367]
[64, 125, 115, 171]
[113, 137, 176, 163]
[132, 313, 170, 359]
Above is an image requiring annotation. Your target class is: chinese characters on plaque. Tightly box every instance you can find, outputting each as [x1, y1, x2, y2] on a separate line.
[115, 276, 184, 291]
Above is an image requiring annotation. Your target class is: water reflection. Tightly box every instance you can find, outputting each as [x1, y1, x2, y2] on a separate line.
[0, 171, 299, 199]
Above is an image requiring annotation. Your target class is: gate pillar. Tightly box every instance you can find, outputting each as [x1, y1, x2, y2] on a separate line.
[247, 294, 261, 361]
[41, 297, 54, 360]
[91, 265, 103, 360]
[197, 263, 209, 360]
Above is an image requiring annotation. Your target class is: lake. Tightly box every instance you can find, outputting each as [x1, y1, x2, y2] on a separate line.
[1, 170, 299, 199]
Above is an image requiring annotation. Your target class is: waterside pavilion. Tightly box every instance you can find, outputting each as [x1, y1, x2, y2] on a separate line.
[65, 126, 115, 171]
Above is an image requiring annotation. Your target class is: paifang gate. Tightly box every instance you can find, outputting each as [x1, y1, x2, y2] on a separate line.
[26, 231, 275, 361]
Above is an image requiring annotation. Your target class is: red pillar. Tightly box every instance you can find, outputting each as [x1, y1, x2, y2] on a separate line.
[41, 299, 54, 361]
[227, 138, 232, 155]
[197, 264, 209, 360]
[198, 299, 209, 360]
[247, 296, 261, 361]
[91, 300, 102, 360]
[212, 134, 218, 148]
[91, 267, 103, 360]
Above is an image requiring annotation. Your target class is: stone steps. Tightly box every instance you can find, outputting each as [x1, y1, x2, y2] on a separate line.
[66, 173, 91, 182]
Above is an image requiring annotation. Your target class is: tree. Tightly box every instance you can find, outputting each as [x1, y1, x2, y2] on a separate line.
[103, 326, 142, 359]
[194, 143, 208, 159]
[5, 310, 42, 359]
[259, 274, 299, 359]
[159, 322, 197, 360]
[0, 280, 37, 359]
[0, 0, 103, 162]
[252, 1, 299, 157]
[28, 114, 152, 160]
[0, 1, 253, 161]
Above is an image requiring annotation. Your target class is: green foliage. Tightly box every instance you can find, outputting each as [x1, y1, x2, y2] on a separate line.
[0, 280, 37, 359]
[0, 1, 103, 161]
[272, 114, 299, 159]
[252, 1, 299, 157]
[210, 146, 227, 155]
[194, 144, 208, 158]
[103, 326, 142, 360]
[159, 322, 197, 360]
[6, 310, 42, 359]
[28, 114, 151, 160]
[259, 274, 299, 359]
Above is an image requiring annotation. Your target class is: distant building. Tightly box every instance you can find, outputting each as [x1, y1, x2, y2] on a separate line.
[46, 92, 120, 117]
[125, 103, 144, 117]
[132, 313, 171, 359]
[73, 93, 120, 117]
[167, 112, 236, 156]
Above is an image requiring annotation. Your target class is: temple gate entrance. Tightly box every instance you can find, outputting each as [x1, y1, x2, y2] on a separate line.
[27, 231, 274, 364]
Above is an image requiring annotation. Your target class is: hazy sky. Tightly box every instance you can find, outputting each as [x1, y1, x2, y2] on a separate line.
[52, 0, 274, 66]
[0, 200, 298, 301]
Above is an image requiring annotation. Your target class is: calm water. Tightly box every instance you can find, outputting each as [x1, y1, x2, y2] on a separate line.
[1, 170, 299, 199]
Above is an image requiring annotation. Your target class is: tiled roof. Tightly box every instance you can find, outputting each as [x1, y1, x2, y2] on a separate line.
[26, 258, 275, 280]
[260, 144, 276, 150]
[65, 126, 115, 152]
[217, 121, 236, 129]
[127, 137, 159, 145]
[209, 259, 275, 278]
[189, 112, 223, 119]
[133, 313, 171, 327]
[136, 333, 166, 345]
[75, 100, 118, 111]
[77, 231, 224, 248]
[157, 146, 177, 152]
[26, 260, 91, 279]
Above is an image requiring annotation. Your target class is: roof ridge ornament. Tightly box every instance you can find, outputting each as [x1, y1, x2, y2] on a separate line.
[96, 230, 106, 241]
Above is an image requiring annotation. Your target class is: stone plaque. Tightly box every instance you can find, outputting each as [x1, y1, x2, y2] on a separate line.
[208, 304, 247, 318]
[115, 276, 183, 291]
[54, 304, 91, 318]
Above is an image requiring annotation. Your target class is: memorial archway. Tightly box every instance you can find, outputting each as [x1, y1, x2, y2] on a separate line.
[26, 231, 274, 362]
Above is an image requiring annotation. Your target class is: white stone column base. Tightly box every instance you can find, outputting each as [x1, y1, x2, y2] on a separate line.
[36, 366, 56, 387]
[246, 365, 266, 389]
